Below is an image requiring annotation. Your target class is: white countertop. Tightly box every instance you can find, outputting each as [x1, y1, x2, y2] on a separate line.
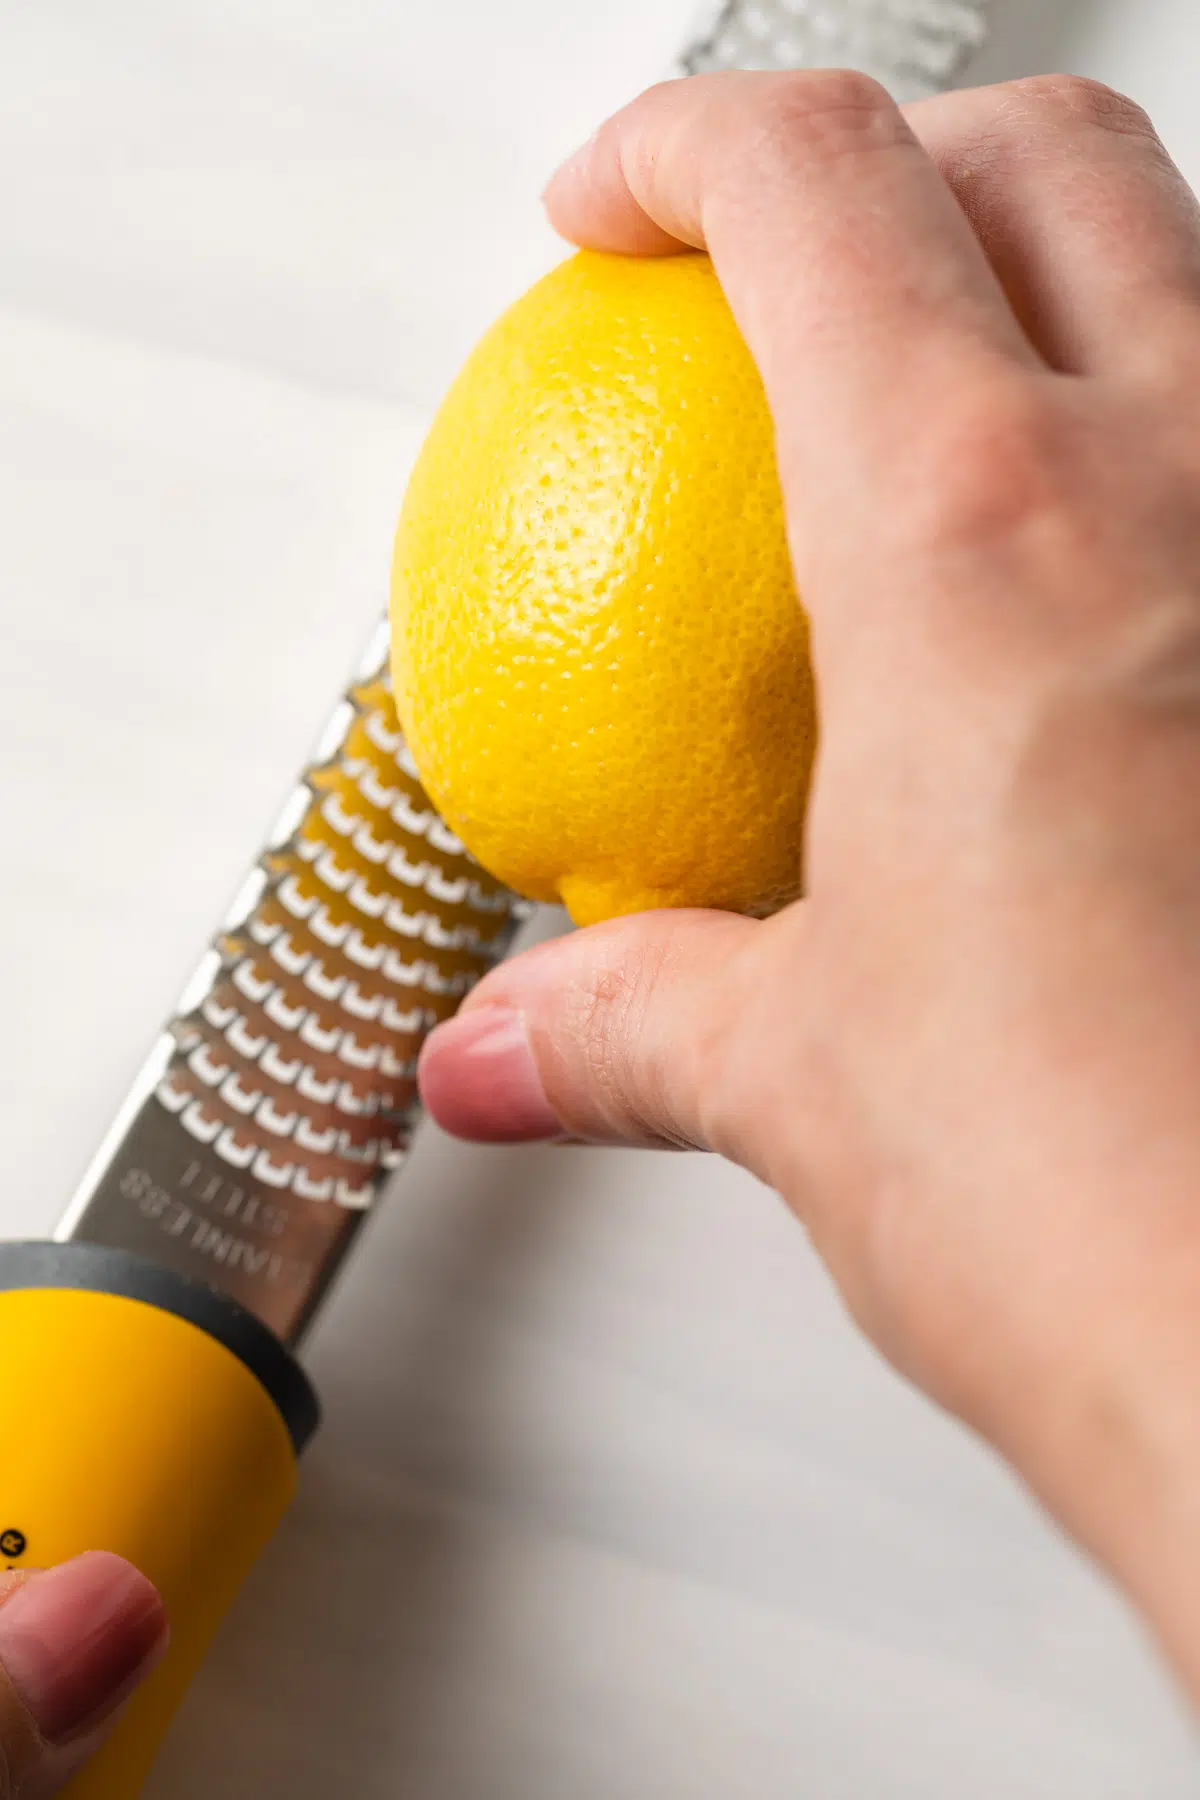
[2, 2, 1198, 1792]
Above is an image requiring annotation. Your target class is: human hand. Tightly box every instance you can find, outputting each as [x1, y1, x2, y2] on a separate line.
[0, 1553, 166, 1796]
[419, 71, 1200, 1695]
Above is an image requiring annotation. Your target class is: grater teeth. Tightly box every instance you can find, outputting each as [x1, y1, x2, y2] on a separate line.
[58, 631, 528, 1345]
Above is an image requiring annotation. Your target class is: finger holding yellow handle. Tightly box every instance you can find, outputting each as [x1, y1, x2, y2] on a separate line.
[0, 1243, 318, 1798]
[0, 1553, 168, 1797]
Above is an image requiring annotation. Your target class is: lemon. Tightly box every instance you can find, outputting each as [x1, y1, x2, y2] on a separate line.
[389, 249, 815, 927]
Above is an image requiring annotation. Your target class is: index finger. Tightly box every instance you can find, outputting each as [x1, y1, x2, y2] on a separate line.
[543, 73, 1039, 493]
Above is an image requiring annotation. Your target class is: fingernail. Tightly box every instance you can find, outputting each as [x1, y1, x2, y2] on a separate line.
[419, 1007, 562, 1143]
[0, 1553, 169, 1742]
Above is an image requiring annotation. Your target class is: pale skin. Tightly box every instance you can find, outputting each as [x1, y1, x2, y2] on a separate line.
[10, 68, 1200, 1796]
[419, 71, 1200, 1708]
[0, 1556, 166, 1797]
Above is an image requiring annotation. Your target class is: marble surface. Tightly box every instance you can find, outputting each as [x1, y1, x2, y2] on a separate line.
[2, 1, 1199, 1793]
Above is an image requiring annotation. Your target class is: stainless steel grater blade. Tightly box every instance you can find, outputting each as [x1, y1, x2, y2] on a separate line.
[56, 620, 530, 1343]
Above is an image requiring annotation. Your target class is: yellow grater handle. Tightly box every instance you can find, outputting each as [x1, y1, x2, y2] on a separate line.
[0, 1243, 316, 1798]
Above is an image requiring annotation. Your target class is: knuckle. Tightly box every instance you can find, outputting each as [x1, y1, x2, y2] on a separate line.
[564, 941, 663, 1129]
[575, 963, 637, 1088]
[1007, 73, 1157, 141]
[737, 67, 907, 169]
[562, 930, 714, 1148]
[906, 377, 1073, 552]
[899, 384, 1180, 673]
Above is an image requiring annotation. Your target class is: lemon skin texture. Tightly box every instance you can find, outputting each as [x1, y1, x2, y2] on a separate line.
[390, 249, 816, 928]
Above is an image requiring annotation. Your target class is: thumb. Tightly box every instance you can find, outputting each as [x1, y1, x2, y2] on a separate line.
[419, 909, 760, 1151]
[0, 1554, 168, 1798]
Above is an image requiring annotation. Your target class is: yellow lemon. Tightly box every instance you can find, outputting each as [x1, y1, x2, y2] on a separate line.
[390, 249, 815, 927]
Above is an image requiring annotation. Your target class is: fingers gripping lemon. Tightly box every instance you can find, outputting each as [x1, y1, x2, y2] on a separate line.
[390, 250, 815, 927]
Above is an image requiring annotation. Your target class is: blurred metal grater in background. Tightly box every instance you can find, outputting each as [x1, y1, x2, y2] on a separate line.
[57, 0, 994, 1349]
[679, 0, 992, 100]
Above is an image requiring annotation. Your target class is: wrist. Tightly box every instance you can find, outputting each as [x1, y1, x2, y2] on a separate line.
[981, 1227, 1200, 1698]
